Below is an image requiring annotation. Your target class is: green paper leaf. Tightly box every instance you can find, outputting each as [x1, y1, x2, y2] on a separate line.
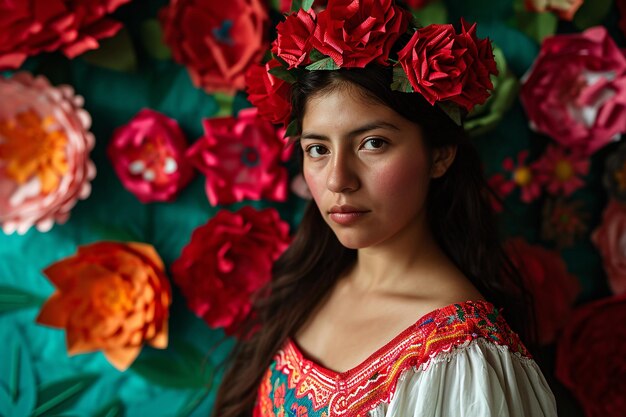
[291, 0, 314, 12]
[174, 388, 211, 417]
[412, 0, 448, 25]
[437, 101, 462, 126]
[302, 0, 315, 10]
[213, 93, 235, 117]
[308, 48, 326, 62]
[32, 374, 99, 417]
[305, 57, 339, 71]
[573, 0, 612, 30]
[268, 66, 297, 83]
[0, 286, 45, 314]
[512, 9, 557, 44]
[81, 28, 137, 72]
[93, 398, 125, 417]
[140, 19, 172, 61]
[390, 66, 413, 93]
[285, 119, 299, 138]
[0, 328, 36, 417]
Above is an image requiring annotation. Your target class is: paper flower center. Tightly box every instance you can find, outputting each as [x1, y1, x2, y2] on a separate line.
[554, 160, 574, 181]
[128, 135, 178, 185]
[92, 275, 134, 314]
[0, 109, 69, 193]
[513, 166, 532, 186]
[213, 20, 234, 45]
[241, 146, 260, 167]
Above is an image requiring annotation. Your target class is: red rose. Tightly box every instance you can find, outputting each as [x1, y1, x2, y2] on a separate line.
[273, 8, 317, 69]
[160, 0, 269, 93]
[520, 26, 626, 155]
[245, 60, 292, 126]
[171, 206, 291, 335]
[397, 19, 497, 111]
[505, 238, 580, 345]
[0, 0, 130, 70]
[592, 200, 626, 295]
[311, 0, 409, 67]
[556, 294, 626, 417]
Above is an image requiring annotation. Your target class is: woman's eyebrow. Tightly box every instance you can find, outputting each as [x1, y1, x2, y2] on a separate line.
[301, 121, 400, 141]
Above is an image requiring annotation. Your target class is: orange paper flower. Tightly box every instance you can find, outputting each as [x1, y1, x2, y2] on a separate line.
[36, 241, 171, 371]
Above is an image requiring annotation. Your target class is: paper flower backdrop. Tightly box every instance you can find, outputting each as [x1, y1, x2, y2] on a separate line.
[592, 200, 626, 295]
[0, 72, 96, 234]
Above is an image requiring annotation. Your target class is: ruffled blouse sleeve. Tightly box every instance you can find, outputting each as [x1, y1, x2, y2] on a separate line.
[373, 338, 558, 417]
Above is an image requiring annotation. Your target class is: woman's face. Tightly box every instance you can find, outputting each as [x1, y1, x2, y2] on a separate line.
[301, 85, 443, 250]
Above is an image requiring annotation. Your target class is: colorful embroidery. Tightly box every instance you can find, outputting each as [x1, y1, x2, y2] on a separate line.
[254, 300, 530, 417]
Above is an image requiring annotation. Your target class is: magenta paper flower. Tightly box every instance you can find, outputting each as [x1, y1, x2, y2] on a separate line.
[500, 150, 544, 203]
[592, 199, 626, 295]
[0, 72, 96, 235]
[520, 26, 626, 155]
[107, 109, 195, 203]
[535, 145, 589, 196]
[187, 108, 289, 206]
[0, 0, 131, 70]
[171, 206, 290, 335]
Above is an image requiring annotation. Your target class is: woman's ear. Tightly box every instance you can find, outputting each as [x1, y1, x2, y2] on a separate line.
[431, 145, 457, 178]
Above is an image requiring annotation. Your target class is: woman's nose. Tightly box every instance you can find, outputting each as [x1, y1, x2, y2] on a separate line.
[326, 151, 360, 193]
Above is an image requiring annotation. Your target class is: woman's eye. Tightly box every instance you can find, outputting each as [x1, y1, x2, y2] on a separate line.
[305, 145, 328, 158]
[361, 138, 386, 150]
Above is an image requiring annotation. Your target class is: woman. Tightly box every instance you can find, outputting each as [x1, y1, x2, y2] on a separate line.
[214, 2, 558, 416]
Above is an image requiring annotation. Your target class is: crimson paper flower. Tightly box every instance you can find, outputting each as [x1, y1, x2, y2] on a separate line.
[535, 145, 589, 196]
[107, 109, 195, 203]
[311, 0, 409, 67]
[160, 0, 269, 92]
[171, 206, 291, 335]
[245, 60, 293, 127]
[0, 0, 131, 70]
[187, 108, 289, 206]
[397, 19, 498, 112]
[273, 8, 317, 69]
[500, 150, 544, 203]
[520, 26, 626, 155]
[556, 294, 626, 417]
[0, 72, 96, 235]
[505, 238, 580, 345]
[592, 200, 626, 295]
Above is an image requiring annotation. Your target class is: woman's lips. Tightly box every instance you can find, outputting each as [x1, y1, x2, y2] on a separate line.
[328, 205, 370, 225]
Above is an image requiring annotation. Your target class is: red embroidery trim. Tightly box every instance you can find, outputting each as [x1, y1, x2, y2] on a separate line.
[271, 300, 530, 416]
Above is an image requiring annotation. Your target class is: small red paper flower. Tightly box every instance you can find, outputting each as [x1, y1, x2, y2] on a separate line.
[273, 8, 317, 69]
[0, 72, 96, 235]
[520, 26, 626, 155]
[505, 238, 580, 345]
[397, 19, 498, 112]
[0, 0, 131, 70]
[245, 59, 293, 127]
[592, 200, 626, 295]
[311, 0, 409, 67]
[187, 108, 289, 205]
[524, 0, 583, 21]
[171, 206, 291, 335]
[107, 109, 195, 203]
[36, 241, 171, 371]
[500, 150, 543, 203]
[160, 0, 269, 92]
[535, 145, 589, 196]
[556, 294, 626, 417]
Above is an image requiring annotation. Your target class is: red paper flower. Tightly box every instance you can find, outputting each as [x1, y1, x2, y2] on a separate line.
[0, 0, 131, 70]
[171, 206, 290, 335]
[535, 145, 589, 196]
[520, 26, 626, 155]
[245, 60, 293, 127]
[541, 199, 588, 248]
[36, 241, 171, 370]
[524, 0, 583, 21]
[397, 19, 498, 112]
[311, 0, 409, 67]
[187, 108, 289, 205]
[107, 109, 195, 203]
[0, 72, 96, 235]
[160, 0, 269, 92]
[273, 8, 317, 69]
[500, 150, 543, 203]
[556, 294, 626, 417]
[505, 238, 580, 345]
[592, 200, 626, 295]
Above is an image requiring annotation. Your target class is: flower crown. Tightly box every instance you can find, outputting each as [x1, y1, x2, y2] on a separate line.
[245, 0, 498, 135]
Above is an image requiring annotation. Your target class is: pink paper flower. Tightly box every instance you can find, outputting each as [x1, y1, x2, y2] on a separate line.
[171, 206, 291, 335]
[520, 26, 626, 155]
[535, 145, 589, 196]
[0, 72, 96, 235]
[500, 150, 544, 203]
[107, 109, 195, 203]
[524, 0, 584, 20]
[160, 0, 269, 93]
[0, 0, 131, 70]
[505, 238, 580, 345]
[592, 199, 626, 295]
[187, 108, 289, 206]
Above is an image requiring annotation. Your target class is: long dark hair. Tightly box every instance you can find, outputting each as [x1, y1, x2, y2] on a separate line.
[212, 67, 537, 417]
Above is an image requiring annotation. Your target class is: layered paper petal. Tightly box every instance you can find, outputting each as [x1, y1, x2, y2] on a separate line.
[592, 200, 626, 295]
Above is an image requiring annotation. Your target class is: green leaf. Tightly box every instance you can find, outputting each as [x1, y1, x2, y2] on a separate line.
[302, 0, 315, 10]
[268, 66, 297, 83]
[0, 327, 36, 416]
[140, 19, 172, 61]
[93, 398, 125, 417]
[81, 28, 137, 72]
[0, 286, 45, 314]
[290, 0, 314, 12]
[437, 101, 463, 126]
[284, 119, 299, 138]
[573, 0, 612, 30]
[305, 57, 339, 71]
[308, 48, 326, 62]
[390, 66, 413, 93]
[512, 9, 558, 44]
[213, 93, 235, 117]
[174, 388, 211, 417]
[412, 0, 448, 25]
[32, 374, 99, 417]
